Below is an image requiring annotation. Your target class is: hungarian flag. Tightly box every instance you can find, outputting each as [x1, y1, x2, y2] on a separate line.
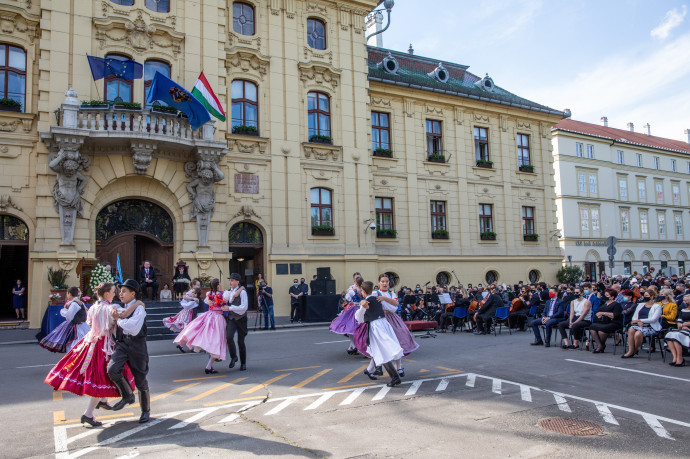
[191, 72, 226, 122]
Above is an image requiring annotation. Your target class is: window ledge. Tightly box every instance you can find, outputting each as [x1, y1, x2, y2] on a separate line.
[226, 133, 270, 155]
[0, 111, 35, 136]
[302, 142, 342, 162]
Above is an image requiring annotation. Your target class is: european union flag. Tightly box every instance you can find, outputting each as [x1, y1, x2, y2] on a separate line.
[87, 55, 143, 80]
[146, 72, 211, 130]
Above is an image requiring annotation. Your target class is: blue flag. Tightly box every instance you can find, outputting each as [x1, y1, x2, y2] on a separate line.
[115, 254, 124, 284]
[146, 72, 211, 130]
[87, 55, 143, 80]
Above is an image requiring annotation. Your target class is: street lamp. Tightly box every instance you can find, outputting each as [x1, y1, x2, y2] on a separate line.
[366, 0, 395, 43]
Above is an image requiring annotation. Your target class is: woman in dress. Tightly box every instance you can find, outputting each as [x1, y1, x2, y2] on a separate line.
[172, 264, 191, 300]
[159, 283, 173, 301]
[589, 288, 623, 353]
[13, 279, 25, 320]
[665, 294, 690, 367]
[39, 286, 90, 353]
[44, 282, 136, 427]
[330, 273, 363, 355]
[163, 286, 202, 352]
[174, 278, 227, 374]
[621, 289, 662, 358]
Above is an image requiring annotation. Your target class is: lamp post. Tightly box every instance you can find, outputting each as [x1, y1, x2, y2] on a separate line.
[366, 0, 395, 43]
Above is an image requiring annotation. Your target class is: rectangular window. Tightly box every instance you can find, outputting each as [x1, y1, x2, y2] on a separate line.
[640, 211, 649, 236]
[673, 184, 680, 204]
[620, 209, 630, 235]
[638, 180, 646, 201]
[586, 144, 594, 159]
[474, 127, 489, 162]
[580, 208, 589, 232]
[578, 173, 586, 193]
[430, 200, 446, 232]
[522, 206, 535, 235]
[624, 262, 632, 275]
[375, 197, 394, 231]
[658, 213, 666, 237]
[310, 188, 332, 227]
[307, 91, 331, 138]
[517, 134, 530, 166]
[619, 177, 628, 199]
[478, 204, 493, 233]
[617, 150, 624, 165]
[687, 161, 690, 174]
[589, 174, 598, 194]
[675, 213, 683, 237]
[426, 120, 443, 156]
[671, 159, 677, 172]
[371, 112, 390, 151]
[576, 143, 583, 158]
[636, 153, 643, 167]
[591, 208, 600, 232]
[654, 156, 660, 170]
[656, 182, 664, 202]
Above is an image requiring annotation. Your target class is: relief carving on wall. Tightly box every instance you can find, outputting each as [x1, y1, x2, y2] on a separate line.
[0, 10, 40, 43]
[303, 144, 341, 161]
[370, 97, 391, 107]
[298, 63, 340, 91]
[474, 113, 490, 122]
[94, 9, 184, 56]
[226, 50, 269, 81]
[303, 46, 334, 65]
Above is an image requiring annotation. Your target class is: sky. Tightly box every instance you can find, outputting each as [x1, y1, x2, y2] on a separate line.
[374, 0, 690, 142]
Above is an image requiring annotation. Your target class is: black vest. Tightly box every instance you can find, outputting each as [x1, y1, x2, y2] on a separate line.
[228, 290, 246, 320]
[364, 296, 385, 323]
[70, 303, 87, 325]
[115, 303, 147, 340]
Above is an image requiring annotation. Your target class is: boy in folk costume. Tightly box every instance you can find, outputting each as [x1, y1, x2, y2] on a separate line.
[223, 273, 249, 371]
[107, 279, 151, 423]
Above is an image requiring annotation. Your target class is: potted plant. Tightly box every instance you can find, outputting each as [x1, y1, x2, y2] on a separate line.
[151, 105, 179, 115]
[311, 224, 335, 236]
[432, 229, 449, 239]
[523, 233, 539, 241]
[113, 101, 142, 110]
[376, 228, 397, 238]
[427, 153, 445, 163]
[0, 98, 21, 112]
[519, 164, 535, 173]
[309, 134, 333, 145]
[480, 231, 497, 240]
[80, 100, 109, 109]
[232, 125, 259, 136]
[476, 159, 493, 168]
[373, 148, 393, 158]
[199, 275, 212, 298]
[48, 292, 63, 305]
[47, 266, 70, 304]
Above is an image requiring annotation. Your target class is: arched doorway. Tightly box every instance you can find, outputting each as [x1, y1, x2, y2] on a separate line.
[96, 200, 174, 295]
[0, 215, 29, 320]
[229, 222, 264, 310]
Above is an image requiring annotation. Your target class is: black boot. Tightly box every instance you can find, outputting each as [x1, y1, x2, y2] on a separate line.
[138, 389, 150, 423]
[373, 366, 383, 376]
[110, 374, 136, 411]
[383, 362, 401, 387]
[96, 401, 113, 410]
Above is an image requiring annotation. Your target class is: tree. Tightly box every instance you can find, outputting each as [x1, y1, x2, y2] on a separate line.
[556, 265, 584, 285]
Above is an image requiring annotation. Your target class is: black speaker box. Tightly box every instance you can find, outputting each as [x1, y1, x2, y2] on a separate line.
[316, 267, 331, 280]
[311, 279, 327, 295]
[325, 279, 336, 295]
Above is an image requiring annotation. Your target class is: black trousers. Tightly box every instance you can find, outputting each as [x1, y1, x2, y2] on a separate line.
[476, 313, 493, 332]
[226, 315, 248, 364]
[141, 281, 159, 300]
[558, 317, 591, 341]
[107, 336, 149, 391]
[290, 302, 301, 321]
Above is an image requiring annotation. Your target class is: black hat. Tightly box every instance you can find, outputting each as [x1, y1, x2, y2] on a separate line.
[121, 279, 140, 293]
[228, 273, 241, 281]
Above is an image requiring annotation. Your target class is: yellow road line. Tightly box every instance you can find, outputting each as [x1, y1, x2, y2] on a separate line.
[291, 369, 332, 389]
[186, 377, 247, 401]
[151, 382, 201, 402]
[240, 373, 290, 395]
[173, 375, 226, 383]
[275, 365, 321, 372]
[403, 358, 416, 363]
[203, 395, 266, 407]
[322, 382, 377, 391]
[338, 364, 369, 383]
[52, 392, 63, 401]
[436, 366, 460, 372]
[53, 411, 65, 424]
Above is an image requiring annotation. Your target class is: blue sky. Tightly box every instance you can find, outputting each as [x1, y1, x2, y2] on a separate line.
[374, 1, 690, 141]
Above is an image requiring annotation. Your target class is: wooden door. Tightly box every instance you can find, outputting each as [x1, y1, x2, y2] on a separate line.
[96, 233, 135, 280]
[136, 235, 173, 287]
[96, 232, 173, 286]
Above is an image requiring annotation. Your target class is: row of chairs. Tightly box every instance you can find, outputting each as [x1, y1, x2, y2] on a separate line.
[450, 306, 512, 336]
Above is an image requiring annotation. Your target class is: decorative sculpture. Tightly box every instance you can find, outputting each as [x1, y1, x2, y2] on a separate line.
[186, 159, 224, 246]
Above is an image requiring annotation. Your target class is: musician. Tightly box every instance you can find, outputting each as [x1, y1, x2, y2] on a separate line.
[408, 297, 428, 321]
[508, 287, 530, 331]
[473, 285, 503, 335]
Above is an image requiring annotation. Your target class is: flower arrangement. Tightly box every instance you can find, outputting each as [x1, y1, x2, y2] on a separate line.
[48, 292, 62, 301]
[88, 263, 115, 295]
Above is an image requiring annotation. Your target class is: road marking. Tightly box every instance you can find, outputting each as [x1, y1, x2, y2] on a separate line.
[314, 340, 350, 344]
[565, 359, 690, 383]
[204, 395, 266, 407]
[241, 373, 290, 395]
[304, 392, 336, 410]
[169, 407, 220, 429]
[436, 379, 449, 391]
[151, 382, 200, 403]
[372, 385, 392, 400]
[275, 365, 321, 372]
[53, 392, 63, 401]
[173, 375, 225, 383]
[553, 393, 572, 412]
[403, 358, 416, 363]
[520, 385, 532, 402]
[491, 379, 502, 395]
[643, 415, 672, 440]
[340, 387, 367, 405]
[291, 368, 332, 389]
[60, 413, 135, 425]
[596, 403, 619, 425]
[420, 371, 463, 379]
[186, 378, 247, 401]
[265, 398, 295, 415]
[405, 380, 423, 396]
[17, 363, 56, 369]
[338, 364, 369, 383]
[219, 413, 240, 423]
[466, 374, 476, 387]
[323, 382, 377, 391]
[54, 411, 66, 424]
[437, 366, 459, 372]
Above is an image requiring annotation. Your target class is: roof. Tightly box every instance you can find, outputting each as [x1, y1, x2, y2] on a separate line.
[366, 46, 565, 117]
[552, 118, 690, 155]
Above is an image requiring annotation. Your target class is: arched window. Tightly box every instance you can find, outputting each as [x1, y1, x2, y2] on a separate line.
[231, 80, 258, 130]
[144, 60, 171, 107]
[307, 18, 326, 50]
[485, 270, 498, 284]
[145, 0, 170, 13]
[436, 272, 450, 287]
[229, 222, 263, 244]
[310, 188, 332, 227]
[0, 44, 27, 112]
[0, 215, 28, 241]
[307, 91, 330, 139]
[233, 2, 255, 36]
[105, 54, 133, 103]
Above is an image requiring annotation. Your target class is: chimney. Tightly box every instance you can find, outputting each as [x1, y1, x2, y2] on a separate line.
[600, 116, 608, 127]
[563, 108, 571, 118]
[627, 122, 634, 132]
[365, 11, 384, 47]
[685, 129, 690, 144]
[408, 43, 414, 55]
[643, 123, 651, 136]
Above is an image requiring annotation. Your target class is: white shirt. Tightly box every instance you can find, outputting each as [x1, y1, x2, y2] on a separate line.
[60, 300, 83, 322]
[223, 287, 248, 315]
[116, 300, 147, 336]
[373, 290, 398, 313]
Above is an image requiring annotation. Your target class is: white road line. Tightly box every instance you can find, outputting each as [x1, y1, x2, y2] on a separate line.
[372, 385, 391, 401]
[465, 374, 476, 387]
[643, 415, 673, 440]
[304, 392, 336, 410]
[436, 379, 449, 392]
[519, 385, 532, 402]
[491, 379, 502, 395]
[565, 359, 690, 383]
[66, 428, 99, 445]
[265, 399, 295, 416]
[16, 363, 55, 369]
[405, 380, 423, 396]
[596, 403, 619, 425]
[314, 340, 350, 344]
[218, 413, 240, 423]
[340, 387, 366, 405]
[553, 393, 572, 412]
[169, 407, 219, 429]
[54, 426, 68, 454]
[56, 446, 98, 459]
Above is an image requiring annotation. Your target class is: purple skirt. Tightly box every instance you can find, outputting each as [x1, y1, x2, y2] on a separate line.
[353, 322, 371, 358]
[386, 312, 419, 356]
[39, 321, 75, 353]
[329, 305, 358, 335]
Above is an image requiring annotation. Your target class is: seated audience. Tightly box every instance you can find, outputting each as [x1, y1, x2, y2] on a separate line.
[529, 287, 565, 347]
[557, 286, 591, 349]
[665, 294, 690, 367]
[622, 289, 662, 358]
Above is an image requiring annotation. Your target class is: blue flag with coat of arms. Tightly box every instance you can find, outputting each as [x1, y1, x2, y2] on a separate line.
[145, 72, 211, 130]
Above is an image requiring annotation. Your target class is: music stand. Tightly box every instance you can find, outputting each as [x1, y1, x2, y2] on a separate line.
[414, 306, 437, 339]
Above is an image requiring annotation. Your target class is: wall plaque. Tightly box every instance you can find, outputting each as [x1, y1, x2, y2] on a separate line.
[234, 174, 259, 194]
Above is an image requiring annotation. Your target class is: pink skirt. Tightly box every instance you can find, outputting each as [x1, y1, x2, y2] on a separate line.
[174, 309, 227, 360]
[163, 308, 193, 333]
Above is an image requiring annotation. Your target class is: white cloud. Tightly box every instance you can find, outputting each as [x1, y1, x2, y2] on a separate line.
[651, 5, 687, 40]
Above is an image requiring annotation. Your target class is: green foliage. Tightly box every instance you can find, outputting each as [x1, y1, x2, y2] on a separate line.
[556, 265, 584, 284]
[80, 100, 109, 106]
[198, 275, 212, 288]
[0, 98, 21, 107]
[113, 101, 142, 110]
[373, 148, 393, 157]
[47, 267, 70, 289]
[519, 164, 535, 172]
[476, 159, 494, 167]
[151, 105, 179, 114]
[523, 233, 539, 240]
[232, 125, 259, 135]
[427, 153, 445, 162]
[432, 229, 449, 238]
[309, 134, 333, 144]
[480, 231, 497, 240]
[311, 225, 335, 233]
[377, 228, 397, 238]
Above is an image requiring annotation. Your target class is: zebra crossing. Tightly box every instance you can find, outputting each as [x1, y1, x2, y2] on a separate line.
[53, 371, 690, 457]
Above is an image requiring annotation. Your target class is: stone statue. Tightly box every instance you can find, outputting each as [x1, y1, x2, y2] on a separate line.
[49, 147, 89, 243]
[187, 159, 224, 246]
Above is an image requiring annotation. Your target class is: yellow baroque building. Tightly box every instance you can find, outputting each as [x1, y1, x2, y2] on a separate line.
[0, 0, 565, 325]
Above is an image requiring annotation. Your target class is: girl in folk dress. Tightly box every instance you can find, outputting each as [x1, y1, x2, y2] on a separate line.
[44, 283, 136, 427]
[330, 273, 364, 354]
[174, 278, 227, 374]
[163, 287, 202, 354]
[40, 287, 90, 353]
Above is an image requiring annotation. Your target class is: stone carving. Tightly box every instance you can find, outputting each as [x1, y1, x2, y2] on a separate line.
[500, 115, 508, 132]
[94, 10, 184, 56]
[186, 160, 224, 246]
[131, 142, 156, 174]
[454, 108, 464, 125]
[233, 205, 259, 219]
[404, 100, 415, 118]
[426, 105, 443, 115]
[270, 0, 281, 15]
[48, 140, 89, 243]
[303, 144, 340, 161]
[307, 2, 328, 14]
[284, 0, 295, 18]
[303, 46, 334, 65]
[0, 10, 40, 43]
[0, 120, 21, 132]
[474, 113, 490, 122]
[226, 51, 269, 80]
[227, 137, 268, 154]
[228, 31, 262, 49]
[0, 195, 22, 212]
[517, 120, 531, 129]
[370, 97, 391, 107]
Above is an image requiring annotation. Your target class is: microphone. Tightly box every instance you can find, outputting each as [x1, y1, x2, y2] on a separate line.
[424, 281, 431, 286]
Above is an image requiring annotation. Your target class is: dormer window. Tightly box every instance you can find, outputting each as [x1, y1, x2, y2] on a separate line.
[379, 52, 399, 74]
[476, 73, 495, 92]
[427, 63, 449, 83]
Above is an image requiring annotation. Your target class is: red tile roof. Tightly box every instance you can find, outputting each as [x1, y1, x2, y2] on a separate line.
[552, 118, 690, 155]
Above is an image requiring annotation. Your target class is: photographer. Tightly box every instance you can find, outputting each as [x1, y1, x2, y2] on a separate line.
[258, 280, 275, 330]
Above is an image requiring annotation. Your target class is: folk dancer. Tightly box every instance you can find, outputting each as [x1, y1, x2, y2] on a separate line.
[329, 273, 364, 354]
[223, 273, 249, 371]
[40, 286, 90, 353]
[163, 286, 202, 353]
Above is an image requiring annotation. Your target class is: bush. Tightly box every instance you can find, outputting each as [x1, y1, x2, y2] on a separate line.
[0, 98, 21, 107]
[373, 148, 393, 157]
[309, 134, 333, 144]
[113, 101, 142, 110]
[556, 265, 584, 284]
[80, 100, 108, 106]
[232, 125, 259, 135]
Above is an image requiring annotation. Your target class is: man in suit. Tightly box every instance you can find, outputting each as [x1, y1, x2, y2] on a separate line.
[474, 284, 504, 335]
[530, 287, 566, 347]
[138, 260, 158, 301]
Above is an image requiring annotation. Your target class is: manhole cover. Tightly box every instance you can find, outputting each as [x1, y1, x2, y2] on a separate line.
[538, 418, 604, 436]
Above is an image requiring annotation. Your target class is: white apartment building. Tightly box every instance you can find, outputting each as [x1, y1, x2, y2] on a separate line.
[552, 118, 690, 279]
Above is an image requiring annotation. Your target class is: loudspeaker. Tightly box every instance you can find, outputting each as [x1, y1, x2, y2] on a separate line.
[311, 279, 327, 295]
[303, 295, 340, 322]
[316, 267, 331, 280]
[325, 279, 336, 295]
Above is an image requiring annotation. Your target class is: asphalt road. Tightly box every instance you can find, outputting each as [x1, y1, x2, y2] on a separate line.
[2, 326, 690, 458]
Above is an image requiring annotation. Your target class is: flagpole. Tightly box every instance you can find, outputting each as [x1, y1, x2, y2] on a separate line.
[86, 54, 102, 101]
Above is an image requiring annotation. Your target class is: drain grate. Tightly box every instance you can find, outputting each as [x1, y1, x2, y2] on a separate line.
[538, 418, 604, 436]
